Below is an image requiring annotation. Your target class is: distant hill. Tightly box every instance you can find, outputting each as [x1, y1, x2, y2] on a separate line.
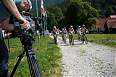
[31, 0, 64, 8]
[31, 0, 64, 16]
[45, 0, 64, 6]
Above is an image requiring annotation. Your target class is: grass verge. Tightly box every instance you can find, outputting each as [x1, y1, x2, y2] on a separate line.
[6, 36, 62, 77]
[74, 34, 116, 47]
[87, 34, 116, 47]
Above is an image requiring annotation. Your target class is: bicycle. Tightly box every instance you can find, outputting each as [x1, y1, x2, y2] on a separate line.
[81, 33, 88, 44]
[53, 33, 58, 44]
[62, 33, 67, 44]
[69, 33, 74, 45]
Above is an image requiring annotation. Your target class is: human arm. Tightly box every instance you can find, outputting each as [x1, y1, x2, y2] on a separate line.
[3, 0, 30, 29]
[3, 0, 22, 20]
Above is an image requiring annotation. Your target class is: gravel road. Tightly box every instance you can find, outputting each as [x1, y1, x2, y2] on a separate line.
[57, 37, 116, 77]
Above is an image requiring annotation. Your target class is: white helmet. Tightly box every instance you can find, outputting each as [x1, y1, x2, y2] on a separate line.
[82, 24, 85, 27]
[70, 25, 73, 28]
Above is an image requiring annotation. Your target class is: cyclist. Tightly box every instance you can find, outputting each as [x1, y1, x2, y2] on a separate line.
[80, 24, 88, 44]
[52, 26, 59, 44]
[61, 27, 67, 44]
[76, 26, 82, 41]
[68, 25, 75, 45]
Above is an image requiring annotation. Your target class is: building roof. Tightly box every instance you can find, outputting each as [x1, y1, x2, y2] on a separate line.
[109, 15, 116, 19]
[96, 18, 106, 28]
[96, 15, 116, 28]
[107, 19, 116, 28]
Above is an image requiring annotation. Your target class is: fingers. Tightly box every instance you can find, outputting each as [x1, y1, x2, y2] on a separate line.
[20, 18, 30, 30]
[22, 21, 30, 29]
[18, 15, 30, 30]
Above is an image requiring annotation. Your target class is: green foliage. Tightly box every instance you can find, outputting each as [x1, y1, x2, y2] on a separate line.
[50, 7, 63, 23]
[46, 0, 100, 29]
[64, 0, 99, 28]
[65, 1, 82, 26]
[7, 36, 62, 77]
[47, 12, 57, 29]
[91, 0, 116, 16]
[81, 2, 99, 27]
[47, 6, 63, 28]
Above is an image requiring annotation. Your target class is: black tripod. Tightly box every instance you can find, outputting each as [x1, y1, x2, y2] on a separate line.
[9, 13, 42, 77]
[10, 29, 42, 77]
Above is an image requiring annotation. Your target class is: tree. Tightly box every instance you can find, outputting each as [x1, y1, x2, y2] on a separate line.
[81, 2, 99, 28]
[65, 1, 82, 26]
[64, 0, 99, 29]
[47, 6, 63, 29]
[90, 0, 116, 17]
[47, 12, 57, 30]
[52, 7, 64, 24]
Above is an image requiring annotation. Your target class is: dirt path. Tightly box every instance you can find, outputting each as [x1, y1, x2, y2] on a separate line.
[57, 37, 116, 77]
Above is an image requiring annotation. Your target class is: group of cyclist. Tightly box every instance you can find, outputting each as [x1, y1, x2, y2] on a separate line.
[52, 24, 89, 45]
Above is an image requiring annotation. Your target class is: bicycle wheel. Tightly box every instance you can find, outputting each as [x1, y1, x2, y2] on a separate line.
[84, 35, 88, 44]
[69, 34, 73, 45]
[63, 35, 66, 44]
[54, 34, 57, 44]
[69, 35, 71, 45]
[72, 35, 74, 45]
[81, 34, 84, 44]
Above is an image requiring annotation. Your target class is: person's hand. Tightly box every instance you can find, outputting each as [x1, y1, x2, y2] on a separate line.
[19, 16, 30, 30]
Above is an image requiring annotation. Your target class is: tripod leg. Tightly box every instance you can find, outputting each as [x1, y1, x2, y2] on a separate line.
[10, 52, 25, 77]
[26, 50, 42, 77]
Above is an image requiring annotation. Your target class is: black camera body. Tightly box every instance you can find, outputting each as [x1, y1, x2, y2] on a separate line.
[9, 11, 36, 47]
[10, 11, 35, 34]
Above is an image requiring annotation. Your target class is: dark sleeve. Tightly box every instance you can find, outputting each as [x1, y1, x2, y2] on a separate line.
[0, 1, 10, 20]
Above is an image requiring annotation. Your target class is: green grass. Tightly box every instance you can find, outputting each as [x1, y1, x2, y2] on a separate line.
[6, 36, 62, 77]
[74, 34, 116, 47]
[87, 34, 116, 47]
